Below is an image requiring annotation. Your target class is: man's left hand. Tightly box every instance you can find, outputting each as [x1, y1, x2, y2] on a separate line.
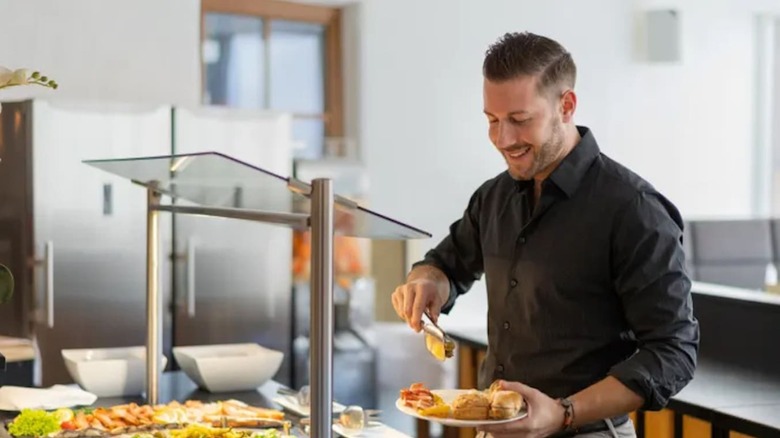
[478, 380, 565, 438]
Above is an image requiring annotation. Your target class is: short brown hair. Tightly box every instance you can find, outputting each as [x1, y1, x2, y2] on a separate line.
[483, 32, 576, 97]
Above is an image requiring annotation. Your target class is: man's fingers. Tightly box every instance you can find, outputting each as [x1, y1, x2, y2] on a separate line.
[391, 288, 404, 321]
[499, 380, 540, 401]
[428, 292, 443, 323]
[402, 286, 417, 328]
[411, 286, 430, 332]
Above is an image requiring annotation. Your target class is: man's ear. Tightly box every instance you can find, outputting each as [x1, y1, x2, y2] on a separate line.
[560, 89, 577, 123]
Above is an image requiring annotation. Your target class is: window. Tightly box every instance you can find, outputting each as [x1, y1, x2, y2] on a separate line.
[200, 0, 343, 160]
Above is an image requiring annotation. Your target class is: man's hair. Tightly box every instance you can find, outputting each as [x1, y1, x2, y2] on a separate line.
[483, 32, 576, 98]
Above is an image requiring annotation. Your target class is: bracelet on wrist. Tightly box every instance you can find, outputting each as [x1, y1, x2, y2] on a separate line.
[558, 397, 575, 431]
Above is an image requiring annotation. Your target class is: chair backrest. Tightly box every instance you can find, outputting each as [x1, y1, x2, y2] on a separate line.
[682, 221, 695, 279]
[688, 219, 773, 290]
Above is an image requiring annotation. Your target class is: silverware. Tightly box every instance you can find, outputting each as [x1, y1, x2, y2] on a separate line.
[422, 310, 455, 361]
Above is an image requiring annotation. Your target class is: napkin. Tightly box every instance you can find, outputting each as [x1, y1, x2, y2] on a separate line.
[0, 385, 97, 411]
[333, 422, 412, 438]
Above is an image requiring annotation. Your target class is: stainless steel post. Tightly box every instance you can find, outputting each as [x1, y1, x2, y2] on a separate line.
[310, 178, 334, 438]
[146, 187, 162, 405]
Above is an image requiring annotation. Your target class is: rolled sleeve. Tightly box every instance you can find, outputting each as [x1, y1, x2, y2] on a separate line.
[412, 189, 485, 314]
[608, 191, 700, 410]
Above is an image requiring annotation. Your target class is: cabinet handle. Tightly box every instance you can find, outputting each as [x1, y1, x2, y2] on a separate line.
[186, 238, 196, 317]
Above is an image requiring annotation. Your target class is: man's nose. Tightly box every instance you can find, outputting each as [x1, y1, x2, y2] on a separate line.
[496, 121, 516, 149]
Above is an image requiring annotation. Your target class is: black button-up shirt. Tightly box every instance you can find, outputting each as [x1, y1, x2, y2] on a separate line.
[416, 126, 699, 410]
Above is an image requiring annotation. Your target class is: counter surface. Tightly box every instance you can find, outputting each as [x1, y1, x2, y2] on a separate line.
[0, 372, 412, 437]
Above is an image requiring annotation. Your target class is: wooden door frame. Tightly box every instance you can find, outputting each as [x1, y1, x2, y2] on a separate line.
[200, 0, 344, 138]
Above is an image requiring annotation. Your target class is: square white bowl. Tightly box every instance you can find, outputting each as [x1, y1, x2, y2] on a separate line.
[61, 346, 168, 397]
[173, 343, 283, 393]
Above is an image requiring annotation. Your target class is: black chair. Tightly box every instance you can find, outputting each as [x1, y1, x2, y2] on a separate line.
[688, 219, 773, 290]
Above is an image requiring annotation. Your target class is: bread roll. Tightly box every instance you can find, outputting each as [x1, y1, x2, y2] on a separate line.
[486, 380, 502, 397]
[452, 392, 490, 420]
[488, 390, 524, 419]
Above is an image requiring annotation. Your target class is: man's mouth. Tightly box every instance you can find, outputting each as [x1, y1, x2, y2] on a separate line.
[506, 146, 531, 160]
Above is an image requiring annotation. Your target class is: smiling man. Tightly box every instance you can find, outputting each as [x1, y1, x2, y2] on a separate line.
[391, 32, 700, 437]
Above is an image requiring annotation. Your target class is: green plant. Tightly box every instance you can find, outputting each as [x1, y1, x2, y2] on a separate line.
[0, 67, 58, 91]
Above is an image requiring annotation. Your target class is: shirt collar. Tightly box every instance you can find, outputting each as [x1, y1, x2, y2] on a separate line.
[547, 125, 600, 197]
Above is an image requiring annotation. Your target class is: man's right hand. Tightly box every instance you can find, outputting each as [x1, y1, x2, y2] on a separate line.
[391, 265, 450, 332]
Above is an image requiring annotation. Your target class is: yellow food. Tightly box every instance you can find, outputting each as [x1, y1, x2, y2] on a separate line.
[54, 408, 74, 423]
[425, 335, 447, 361]
[152, 407, 189, 425]
[418, 404, 452, 418]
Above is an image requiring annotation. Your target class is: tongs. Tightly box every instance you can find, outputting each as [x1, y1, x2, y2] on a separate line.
[422, 311, 455, 361]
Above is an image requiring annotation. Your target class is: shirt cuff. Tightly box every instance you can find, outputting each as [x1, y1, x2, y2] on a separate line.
[609, 361, 665, 411]
[608, 360, 687, 411]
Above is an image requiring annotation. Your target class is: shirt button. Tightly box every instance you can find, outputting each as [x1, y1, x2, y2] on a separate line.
[510, 279, 518, 287]
[496, 364, 504, 373]
[519, 236, 526, 244]
[503, 321, 510, 330]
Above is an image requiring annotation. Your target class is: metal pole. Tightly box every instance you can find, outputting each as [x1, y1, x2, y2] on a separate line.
[310, 178, 334, 438]
[146, 188, 162, 405]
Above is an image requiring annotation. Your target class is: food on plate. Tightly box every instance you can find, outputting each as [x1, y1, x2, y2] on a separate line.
[486, 380, 502, 397]
[7, 409, 62, 437]
[488, 390, 524, 420]
[451, 392, 490, 420]
[399, 383, 441, 410]
[164, 423, 283, 438]
[417, 403, 452, 418]
[399, 382, 525, 421]
[5, 400, 286, 437]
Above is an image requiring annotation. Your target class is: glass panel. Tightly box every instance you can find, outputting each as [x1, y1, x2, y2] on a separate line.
[203, 13, 266, 108]
[269, 20, 325, 113]
[83, 152, 430, 240]
[292, 118, 326, 160]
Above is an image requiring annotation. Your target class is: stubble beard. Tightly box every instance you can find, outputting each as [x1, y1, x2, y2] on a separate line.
[508, 116, 566, 181]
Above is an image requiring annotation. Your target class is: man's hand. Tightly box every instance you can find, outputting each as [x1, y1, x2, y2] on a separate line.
[391, 265, 450, 332]
[478, 380, 565, 438]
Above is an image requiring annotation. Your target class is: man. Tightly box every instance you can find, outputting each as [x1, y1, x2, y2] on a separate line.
[391, 32, 699, 438]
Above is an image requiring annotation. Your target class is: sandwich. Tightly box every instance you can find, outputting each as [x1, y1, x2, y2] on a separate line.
[452, 391, 490, 420]
[488, 390, 524, 419]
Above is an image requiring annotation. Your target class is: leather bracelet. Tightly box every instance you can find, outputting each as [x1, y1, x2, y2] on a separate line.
[559, 397, 575, 431]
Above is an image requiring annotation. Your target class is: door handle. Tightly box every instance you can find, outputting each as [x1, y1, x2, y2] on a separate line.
[33, 241, 54, 328]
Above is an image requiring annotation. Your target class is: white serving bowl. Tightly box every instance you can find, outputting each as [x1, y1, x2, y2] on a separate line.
[61, 346, 167, 397]
[173, 343, 283, 393]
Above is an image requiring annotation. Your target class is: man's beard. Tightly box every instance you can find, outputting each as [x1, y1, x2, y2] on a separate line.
[509, 117, 566, 180]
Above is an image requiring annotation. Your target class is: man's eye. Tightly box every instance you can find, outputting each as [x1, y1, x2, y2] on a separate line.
[511, 118, 530, 125]
[488, 119, 498, 124]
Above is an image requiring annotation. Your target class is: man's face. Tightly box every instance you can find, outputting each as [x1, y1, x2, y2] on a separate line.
[483, 75, 567, 180]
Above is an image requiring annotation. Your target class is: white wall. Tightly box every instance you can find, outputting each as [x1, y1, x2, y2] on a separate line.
[0, 0, 201, 106]
[772, 18, 780, 215]
[355, 0, 780, 321]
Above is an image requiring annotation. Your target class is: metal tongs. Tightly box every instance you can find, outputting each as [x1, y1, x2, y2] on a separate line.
[422, 311, 455, 361]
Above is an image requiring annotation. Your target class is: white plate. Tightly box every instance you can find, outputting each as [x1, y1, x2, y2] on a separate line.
[395, 389, 527, 427]
[272, 395, 345, 416]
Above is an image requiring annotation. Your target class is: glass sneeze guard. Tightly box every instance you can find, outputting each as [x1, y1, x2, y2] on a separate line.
[84, 151, 430, 239]
[83, 151, 431, 438]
